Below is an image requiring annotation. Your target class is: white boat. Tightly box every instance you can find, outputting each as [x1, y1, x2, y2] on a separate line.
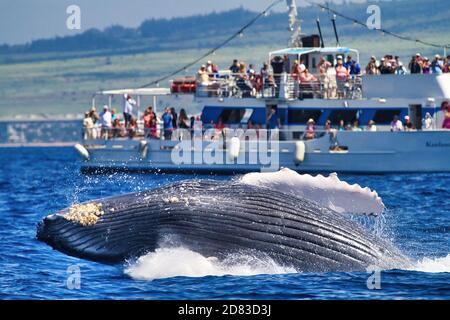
[75, 6, 450, 174]
[77, 66, 450, 174]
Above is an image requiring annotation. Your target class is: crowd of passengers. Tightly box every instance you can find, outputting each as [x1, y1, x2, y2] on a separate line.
[83, 93, 220, 140]
[303, 101, 450, 140]
[365, 53, 450, 75]
[194, 53, 450, 99]
[83, 97, 450, 141]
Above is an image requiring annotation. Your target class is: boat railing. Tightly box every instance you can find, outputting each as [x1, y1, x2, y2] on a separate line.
[83, 125, 427, 144]
[190, 72, 363, 100]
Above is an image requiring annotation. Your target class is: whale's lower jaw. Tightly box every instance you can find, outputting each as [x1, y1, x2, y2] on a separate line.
[37, 180, 409, 272]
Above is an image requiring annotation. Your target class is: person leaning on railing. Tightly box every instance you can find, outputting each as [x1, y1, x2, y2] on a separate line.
[304, 119, 316, 140]
[128, 118, 138, 139]
[162, 107, 174, 140]
[112, 118, 125, 138]
[291, 60, 302, 99]
[335, 56, 349, 99]
[318, 57, 332, 98]
[299, 69, 318, 99]
[83, 112, 94, 139]
[233, 62, 254, 98]
[365, 56, 380, 75]
[122, 94, 136, 128]
[196, 65, 210, 97]
[443, 103, 450, 129]
[143, 107, 153, 138]
[271, 56, 285, 98]
[99, 105, 113, 139]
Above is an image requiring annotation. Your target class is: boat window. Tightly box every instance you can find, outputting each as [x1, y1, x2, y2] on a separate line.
[373, 109, 402, 124]
[300, 54, 309, 69]
[328, 110, 358, 124]
[325, 54, 334, 64]
[288, 109, 322, 124]
[219, 109, 247, 124]
[311, 57, 317, 70]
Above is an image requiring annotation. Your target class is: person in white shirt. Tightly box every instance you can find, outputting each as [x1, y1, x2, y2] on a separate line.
[395, 62, 407, 75]
[368, 120, 377, 131]
[100, 105, 112, 138]
[423, 112, 433, 130]
[123, 94, 136, 128]
[390, 115, 403, 132]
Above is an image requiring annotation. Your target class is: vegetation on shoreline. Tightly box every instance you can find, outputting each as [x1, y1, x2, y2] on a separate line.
[0, 0, 448, 117]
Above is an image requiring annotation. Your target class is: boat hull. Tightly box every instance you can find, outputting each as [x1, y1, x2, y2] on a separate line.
[79, 131, 450, 174]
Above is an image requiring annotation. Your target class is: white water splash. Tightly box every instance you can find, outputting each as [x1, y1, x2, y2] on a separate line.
[124, 247, 296, 281]
[125, 248, 450, 280]
[409, 254, 450, 273]
[240, 168, 385, 216]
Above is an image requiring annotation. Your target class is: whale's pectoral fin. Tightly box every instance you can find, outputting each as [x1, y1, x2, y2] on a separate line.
[241, 168, 385, 216]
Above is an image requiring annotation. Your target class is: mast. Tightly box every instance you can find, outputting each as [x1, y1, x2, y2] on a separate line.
[286, 0, 303, 47]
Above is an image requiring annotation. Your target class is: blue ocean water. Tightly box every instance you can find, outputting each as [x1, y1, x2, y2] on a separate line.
[0, 147, 448, 300]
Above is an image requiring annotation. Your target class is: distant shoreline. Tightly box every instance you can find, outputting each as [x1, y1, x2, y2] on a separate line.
[0, 142, 76, 148]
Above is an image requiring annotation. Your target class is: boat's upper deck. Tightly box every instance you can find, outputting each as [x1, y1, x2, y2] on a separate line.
[169, 46, 450, 101]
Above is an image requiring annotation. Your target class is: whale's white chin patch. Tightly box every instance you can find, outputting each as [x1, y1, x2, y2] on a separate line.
[240, 168, 385, 216]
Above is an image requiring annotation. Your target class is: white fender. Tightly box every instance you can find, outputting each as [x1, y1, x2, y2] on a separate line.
[294, 141, 305, 163]
[139, 140, 149, 159]
[228, 137, 240, 160]
[74, 143, 90, 160]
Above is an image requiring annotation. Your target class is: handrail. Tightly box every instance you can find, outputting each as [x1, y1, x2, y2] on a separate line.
[176, 72, 364, 100]
[83, 125, 441, 143]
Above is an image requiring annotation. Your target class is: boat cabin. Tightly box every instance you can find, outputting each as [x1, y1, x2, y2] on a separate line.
[269, 47, 359, 75]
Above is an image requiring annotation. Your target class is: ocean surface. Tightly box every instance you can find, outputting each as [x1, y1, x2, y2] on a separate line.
[0, 147, 449, 300]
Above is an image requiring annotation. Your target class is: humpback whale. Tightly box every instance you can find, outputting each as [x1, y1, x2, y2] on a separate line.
[36, 169, 409, 272]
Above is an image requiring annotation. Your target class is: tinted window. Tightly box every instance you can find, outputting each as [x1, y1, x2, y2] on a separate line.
[288, 109, 322, 124]
[300, 54, 309, 69]
[328, 110, 358, 124]
[373, 109, 401, 124]
[219, 109, 246, 124]
[326, 55, 334, 64]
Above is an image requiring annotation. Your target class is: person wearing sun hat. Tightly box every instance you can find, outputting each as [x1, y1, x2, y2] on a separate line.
[404, 115, 415, 131]
[304, 118, 316, 140]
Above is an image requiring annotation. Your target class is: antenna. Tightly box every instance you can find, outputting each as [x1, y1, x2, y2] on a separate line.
[316, 18, 325, 48]
[331, 14, 340, 47]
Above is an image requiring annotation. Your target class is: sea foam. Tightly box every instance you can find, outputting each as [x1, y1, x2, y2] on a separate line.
[124, 247, 296, 280]
[409, 254, 450, 273]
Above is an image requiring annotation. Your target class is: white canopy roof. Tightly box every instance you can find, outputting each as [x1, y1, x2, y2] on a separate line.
[96, 88, 171, 96]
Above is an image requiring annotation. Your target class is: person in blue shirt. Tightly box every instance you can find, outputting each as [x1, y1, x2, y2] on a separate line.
[344, 55, 361, 75]
[343, 55, 353, 70]
[267, 106, 281, 140]
[229, 59, 240, 74]
[162, 107, 174, 140]
[431, 55, 444, 74]
[267, 106, 281, 130]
